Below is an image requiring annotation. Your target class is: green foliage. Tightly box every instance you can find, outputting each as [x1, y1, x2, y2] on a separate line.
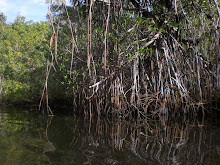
[0, 16, 50, 104]
[0, 13, 6, 24]
[136, 47, 155, 58]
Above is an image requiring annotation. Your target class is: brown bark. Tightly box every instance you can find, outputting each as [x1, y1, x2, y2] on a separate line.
[216, 37, 220, 90]
[213, 0, 220, 90]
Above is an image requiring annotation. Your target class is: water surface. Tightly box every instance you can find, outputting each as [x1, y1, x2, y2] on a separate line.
[0, 107, 220, 164]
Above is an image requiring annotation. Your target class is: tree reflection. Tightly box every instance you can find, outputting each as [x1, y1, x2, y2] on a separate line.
[46, 114, 220, 164]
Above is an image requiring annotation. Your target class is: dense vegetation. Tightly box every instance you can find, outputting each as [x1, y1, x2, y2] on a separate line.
[0, 13, 50, 104]
[1, 0, 220, 117]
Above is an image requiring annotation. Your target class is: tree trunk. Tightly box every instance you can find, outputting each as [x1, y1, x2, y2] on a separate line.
[216, 38, 220, 90]
[213, 0, 220, 90]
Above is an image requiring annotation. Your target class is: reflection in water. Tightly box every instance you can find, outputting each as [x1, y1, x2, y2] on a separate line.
[0, 108, 55, 165]
[0, 107, 219, 165]
[46, 114, 220, 165]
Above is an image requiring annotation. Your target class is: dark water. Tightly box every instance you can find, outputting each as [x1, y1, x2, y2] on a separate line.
[0, 107, 220, 165]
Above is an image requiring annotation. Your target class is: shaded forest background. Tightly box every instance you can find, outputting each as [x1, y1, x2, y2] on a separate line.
[0, 0, 220, 116]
